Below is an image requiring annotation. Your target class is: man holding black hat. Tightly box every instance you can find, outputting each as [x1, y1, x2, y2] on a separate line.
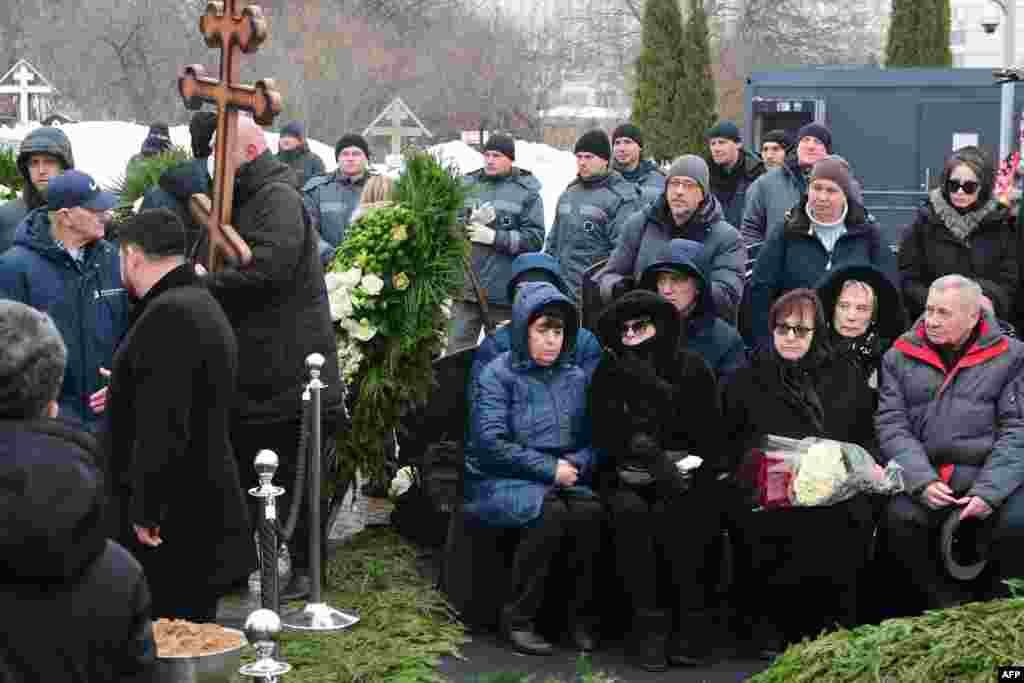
[742, 121, 835, 250]
[102, 207, 254, 621]
[705, 121, 764, 231]
[760, 129, 793, 170]
[611, 123, 665, 205]
[277, 120, 326, 187]
[544, 129, 641, 305]
[302, 132, 376, 265]
[0, 169, 128, 432]
[447, 134, 545, 352]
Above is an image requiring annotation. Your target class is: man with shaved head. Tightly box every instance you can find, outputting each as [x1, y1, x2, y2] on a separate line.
[195, 115, 344, 601]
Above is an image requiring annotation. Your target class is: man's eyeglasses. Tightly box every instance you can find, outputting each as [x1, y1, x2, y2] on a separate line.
[773, 323, 814, 339]
[621, 318, 653, 336]
[947, 179, 980, 195]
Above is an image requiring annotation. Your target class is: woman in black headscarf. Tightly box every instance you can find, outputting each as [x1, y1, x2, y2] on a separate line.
[589, 290, 723, 672]
[723, 288, 878, 657]
[816, 264, 908, 392]
[899, 145, 1018, 323]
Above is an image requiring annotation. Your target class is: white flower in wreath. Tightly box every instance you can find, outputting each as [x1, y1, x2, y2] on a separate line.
[343, 317, 378, 342]
[328, 287, 353, 322]
[338, 266, 363, 289]
[325, 271, 345, 293]
[360, 273, 385, 296]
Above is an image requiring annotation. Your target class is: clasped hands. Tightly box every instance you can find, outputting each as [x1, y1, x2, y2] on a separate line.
[466, 203, 497, 245]
[922, 480, 993, 521]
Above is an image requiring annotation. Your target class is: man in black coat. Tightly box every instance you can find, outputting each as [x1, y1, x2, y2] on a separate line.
[0, 299, 155, 681]
[101, 208, 255, 621]
[196, 116, 344, 600]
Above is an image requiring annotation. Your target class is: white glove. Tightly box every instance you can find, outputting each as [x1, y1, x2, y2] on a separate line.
[467, 223, 496, 245]
[469, 202, 496, 226]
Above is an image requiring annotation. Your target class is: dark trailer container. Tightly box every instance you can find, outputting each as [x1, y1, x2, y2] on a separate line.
[744, 67, 1024, 248]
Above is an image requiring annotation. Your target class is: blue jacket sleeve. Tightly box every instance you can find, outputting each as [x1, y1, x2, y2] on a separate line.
[875, 349, 936, 493]
[971, 369, 1024, 508]
[748, 232, 786, 352]
[576, 329, 604, 379]
[472, 364, 558, 483]
[0, 252, 27, 303]
[494, 189, 545, 256]
[741, 175, 767, 251]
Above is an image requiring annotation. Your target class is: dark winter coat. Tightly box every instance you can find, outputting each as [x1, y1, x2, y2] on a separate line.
[708, 147, 765, 231]
[816, 263, 908, 388]
[748, 198, 899, 352]
[0, 418, 155, 682]
[0, 210, 129, 432]
[543, 171, 641, 304]
[302, 169, 374, 264]
[461, 168, 546, 306]
[464, 282, 598, 528]
[139, 158, 211, 257]
[589, 290, 723, 493]
[599, 193, 746, 322]
[198, 150, 343, 423]
[638, 239, 748, 385]
[876, 310, 1024, 508]
[0, 128, 75, 251]
[898, 189, 1018, 322]
[104, 265, 254, 593]
[615, 159, 666, 205]
[740, 157, 807, 250]
[277, 144, 326, 188]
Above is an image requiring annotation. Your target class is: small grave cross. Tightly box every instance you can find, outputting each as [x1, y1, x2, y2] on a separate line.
[178, 0, 282, 273]
[0, 61, 55, 125]
[363, 97, 432, 157]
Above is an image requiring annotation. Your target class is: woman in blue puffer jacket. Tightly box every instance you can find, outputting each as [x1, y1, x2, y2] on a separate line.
[464, 281, 603, 657]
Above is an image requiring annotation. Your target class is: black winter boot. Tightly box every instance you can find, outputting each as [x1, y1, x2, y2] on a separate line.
[628, 609, 669, 672]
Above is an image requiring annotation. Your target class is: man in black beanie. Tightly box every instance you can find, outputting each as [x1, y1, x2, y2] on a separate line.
[276, 120, 326, 187]
[611, 123, 664, 205]
[302, 132, 376, 266]
[760, 129, 792, 170]
[447, 134, 545, 352]
[544, 129, 641, 306]
[704, 120, 764, 231]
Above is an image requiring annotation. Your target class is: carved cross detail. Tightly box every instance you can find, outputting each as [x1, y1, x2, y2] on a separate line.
[178, 0, 282, 273]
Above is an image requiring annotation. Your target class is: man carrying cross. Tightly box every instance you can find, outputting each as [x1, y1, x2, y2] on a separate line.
[302, 133, 377, 266]
[196, 116, 344, 601]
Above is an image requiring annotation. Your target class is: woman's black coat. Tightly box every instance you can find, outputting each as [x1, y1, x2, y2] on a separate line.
[104, 265, 255, 596]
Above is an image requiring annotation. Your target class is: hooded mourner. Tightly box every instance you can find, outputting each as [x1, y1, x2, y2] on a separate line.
[464, 282, 597, 528]
[898, 146, 1018, 322]
[816, 264, 908, 387]
[0, 127, 75, 250]
[638, 239, 748, 384]
[0, 419, 155, 681]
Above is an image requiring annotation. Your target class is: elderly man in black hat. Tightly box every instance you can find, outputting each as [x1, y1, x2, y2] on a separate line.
[302, 132, 376, 265]
[705, 121, 764, 231]
[447, 134, 546, 352]
[611, 123, 665, 206]
[544, 129, 641, 306]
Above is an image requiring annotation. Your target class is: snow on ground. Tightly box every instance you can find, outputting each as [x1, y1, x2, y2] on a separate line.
[0, 120, 338, 190]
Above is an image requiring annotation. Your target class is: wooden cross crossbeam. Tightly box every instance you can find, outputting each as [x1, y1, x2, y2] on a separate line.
[363, 97, 432, 157]
[177, 0, 283, 273]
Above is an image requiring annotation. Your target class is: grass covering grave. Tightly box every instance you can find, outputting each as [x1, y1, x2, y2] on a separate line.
[237, 527, 467, 682]
[749, 594, 1024, 682]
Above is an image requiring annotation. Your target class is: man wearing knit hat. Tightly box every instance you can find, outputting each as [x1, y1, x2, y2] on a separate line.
[611, 123, 664, 205]
[446, 134, 545, 352]
[741, 121, 845, 251]
[747, 156, 897, 350]
[302, 132, 375, 265]
[705, 121, 764, 231]
[599, 154, 745, 323]
[276, 120, 326, 187]
[760, 129, 793, 170]
[544, 129, 641, 306]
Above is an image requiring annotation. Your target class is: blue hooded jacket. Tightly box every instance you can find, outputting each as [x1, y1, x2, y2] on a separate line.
[464, 282, 598, 528]
[0, 209, 129, 431]
[639, 239, 748, 386]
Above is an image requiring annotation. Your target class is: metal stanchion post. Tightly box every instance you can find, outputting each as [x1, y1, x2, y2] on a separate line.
[250, 449, 285, 613]
[283, 353, 360, 631]
[239, 608, 291, 681]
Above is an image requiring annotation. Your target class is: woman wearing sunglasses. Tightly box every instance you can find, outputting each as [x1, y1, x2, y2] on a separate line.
[899, 146, 1018, 323]
[723, 288, 878, 658]
[588, 290, 722, 671]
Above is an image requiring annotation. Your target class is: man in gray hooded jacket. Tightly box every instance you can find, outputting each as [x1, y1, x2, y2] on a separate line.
[0, 127, 74, 252]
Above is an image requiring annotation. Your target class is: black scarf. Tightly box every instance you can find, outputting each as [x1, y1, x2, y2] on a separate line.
[762, 326, 831, 434]
[830, 328, 882, 378]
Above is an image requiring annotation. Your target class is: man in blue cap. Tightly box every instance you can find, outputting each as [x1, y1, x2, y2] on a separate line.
[0, 170, 129, 432]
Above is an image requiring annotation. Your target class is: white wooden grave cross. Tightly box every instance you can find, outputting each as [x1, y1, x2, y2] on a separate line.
[362, 97, 432, 157]
[0, 61, 55, 125]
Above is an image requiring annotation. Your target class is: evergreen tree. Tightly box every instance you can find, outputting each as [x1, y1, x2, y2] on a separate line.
[677, 0, 717, 157]
[887, 0, 952, 67]
[633, 0, 686, 162]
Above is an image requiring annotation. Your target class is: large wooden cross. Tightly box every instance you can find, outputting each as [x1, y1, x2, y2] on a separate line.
[178, 0, 282, 273]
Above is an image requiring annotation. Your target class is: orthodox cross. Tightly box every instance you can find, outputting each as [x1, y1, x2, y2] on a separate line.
[0, 61, 55, 125]
[363, 97, 432, 157]
[178, 0, 282, 273]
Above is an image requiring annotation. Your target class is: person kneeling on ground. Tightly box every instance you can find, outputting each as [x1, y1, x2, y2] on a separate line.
[464, 282, 603, 656]
[590, 290, 723, 671]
